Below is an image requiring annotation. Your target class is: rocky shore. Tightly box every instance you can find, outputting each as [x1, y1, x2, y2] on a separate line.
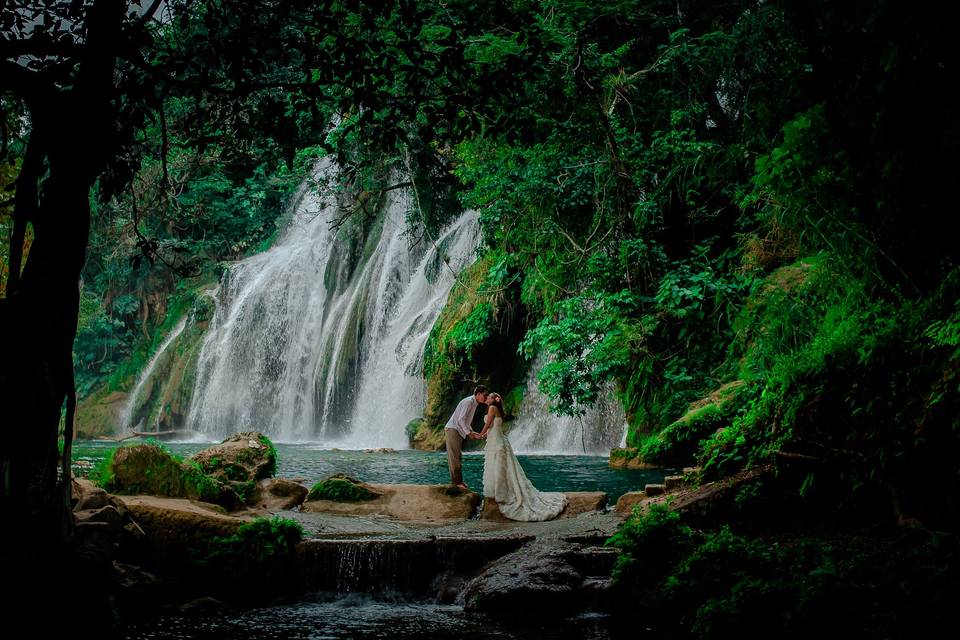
[72, 432, 704, 622]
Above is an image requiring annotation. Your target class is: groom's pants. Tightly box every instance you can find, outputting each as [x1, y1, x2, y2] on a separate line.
[445, 428, 464, 485]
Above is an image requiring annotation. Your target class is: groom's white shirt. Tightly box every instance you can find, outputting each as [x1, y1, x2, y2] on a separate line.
[445, 395, 478, 438]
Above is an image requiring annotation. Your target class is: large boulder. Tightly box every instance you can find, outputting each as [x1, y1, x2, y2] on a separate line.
[189, 432, 278, 503]
[302, 480, 481, 523]
[73, 476, 109, 510]
[113, 495, 248, 562]
[251, 478, 309, 511]
[103, 444, 240, 510]
[614, 491, 647, 516]
[463, 541, 582, 614]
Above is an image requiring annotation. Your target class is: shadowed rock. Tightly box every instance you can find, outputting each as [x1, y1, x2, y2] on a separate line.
[73, 477, 109, 510]
[252, 478, 309, 511]
[463, 541, 582, 614]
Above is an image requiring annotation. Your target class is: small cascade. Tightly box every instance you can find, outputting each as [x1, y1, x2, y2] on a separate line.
[186, 158, 479, 445]
[508, 360, 627, 455]
[297, 537, 526, 594]
[118, 316, 188, 432]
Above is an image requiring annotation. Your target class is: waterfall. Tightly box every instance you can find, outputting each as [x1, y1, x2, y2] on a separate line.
[508, 360, 627, 455]
[118, 316, 188, 432]
[345, 212, 479, 448]
[186, 159, 479, 446]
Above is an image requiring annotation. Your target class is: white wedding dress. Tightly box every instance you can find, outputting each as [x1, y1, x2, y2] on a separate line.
[482, 415, 568, 521]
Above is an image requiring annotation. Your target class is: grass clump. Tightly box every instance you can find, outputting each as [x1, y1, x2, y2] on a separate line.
[307, 474, 379, 502]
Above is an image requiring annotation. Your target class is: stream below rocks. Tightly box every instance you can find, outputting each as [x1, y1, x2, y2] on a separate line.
[121, 593, 644, 639]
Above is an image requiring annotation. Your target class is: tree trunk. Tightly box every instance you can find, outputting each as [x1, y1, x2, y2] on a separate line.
[0, 0, 124, 626]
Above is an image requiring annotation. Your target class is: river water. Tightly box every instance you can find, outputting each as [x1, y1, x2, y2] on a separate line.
[122, 595, 642, 639]
[73, 441, 668, 503]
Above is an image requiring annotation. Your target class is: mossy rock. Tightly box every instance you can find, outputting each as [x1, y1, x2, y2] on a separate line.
[188, 432, 278, 506]
[609, 447, 661, 469]
[101, 443, 239, 510]
[639, 381, 748, 467]
[307, 474, 380, 502]
[75, 387, 128, 437]
[409, 419, 447, 451]
[191, 432, 278, 482]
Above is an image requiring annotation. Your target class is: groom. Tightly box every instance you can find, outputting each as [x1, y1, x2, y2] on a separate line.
[445, 385, 489, 490]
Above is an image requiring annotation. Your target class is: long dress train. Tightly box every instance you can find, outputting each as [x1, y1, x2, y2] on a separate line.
[482, 416, 567, 521]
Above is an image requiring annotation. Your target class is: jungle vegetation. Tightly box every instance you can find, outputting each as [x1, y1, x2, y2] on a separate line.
[1, 0, 957, 634]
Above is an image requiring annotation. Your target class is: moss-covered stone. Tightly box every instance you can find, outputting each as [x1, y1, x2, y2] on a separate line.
[190, 432, 278, 504]
[608, 447, 661, 469]
[619, 381, 748, 468]
[417, 256, 530, 448]
[99, 443, 240, 509]
[76, 387, 129, 438]
[410, 419, 447, 451]
[307, 474, 380, 502]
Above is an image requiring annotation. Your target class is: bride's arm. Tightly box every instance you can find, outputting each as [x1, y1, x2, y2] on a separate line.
[479, 405, 496, 437]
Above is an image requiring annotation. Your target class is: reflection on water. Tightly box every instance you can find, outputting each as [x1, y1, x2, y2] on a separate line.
[73, 442, 670, 503]
[123, 593, 637, 640]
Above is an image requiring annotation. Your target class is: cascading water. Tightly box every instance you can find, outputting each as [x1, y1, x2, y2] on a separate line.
[345, 212, 479, 448]
[186, 159, 479, 446]
[508, 359, 627, 455]
[118, 316, 188, 432]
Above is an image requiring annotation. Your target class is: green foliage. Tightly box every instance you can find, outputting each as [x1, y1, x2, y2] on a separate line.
[405, 418, 424, 442]
[258, 434, 279, 478]
[424, 259, 496, 380]
[205, 517, 304, 565]
[448, 302, 495, 363]
[641, 402, 731, 466]
[89, 446, 118, 489]
[521, 291, 644, 416]
[924, 306, 960, 359]
[698, 264, 960, 517]
[608, 506, 960, 638]
[97, 442, 236, 508]
[307, 474, 378, 502]
[502, 385, 525, 416]
[607, 504, 692, 583]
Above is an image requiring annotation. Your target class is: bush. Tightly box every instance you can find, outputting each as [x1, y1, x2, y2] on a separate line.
[205, 516, 304, 565]
[607, 504, 693, 583]
[608, 506, 960, 638]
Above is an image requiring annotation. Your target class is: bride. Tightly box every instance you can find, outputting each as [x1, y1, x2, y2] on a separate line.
[480, 392, 568, 521]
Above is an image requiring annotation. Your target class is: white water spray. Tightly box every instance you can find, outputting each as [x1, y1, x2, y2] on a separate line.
[186, 160, 479, 445]
[508, 359, 627, 455]
[118, 316, 188, 432]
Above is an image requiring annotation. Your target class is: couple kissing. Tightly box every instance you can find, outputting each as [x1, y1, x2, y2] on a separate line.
[444, 385, 567, 522]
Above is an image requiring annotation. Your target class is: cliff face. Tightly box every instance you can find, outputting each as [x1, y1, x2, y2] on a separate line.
[77, 290, 213, 437]
[417, 257, 529, 450]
